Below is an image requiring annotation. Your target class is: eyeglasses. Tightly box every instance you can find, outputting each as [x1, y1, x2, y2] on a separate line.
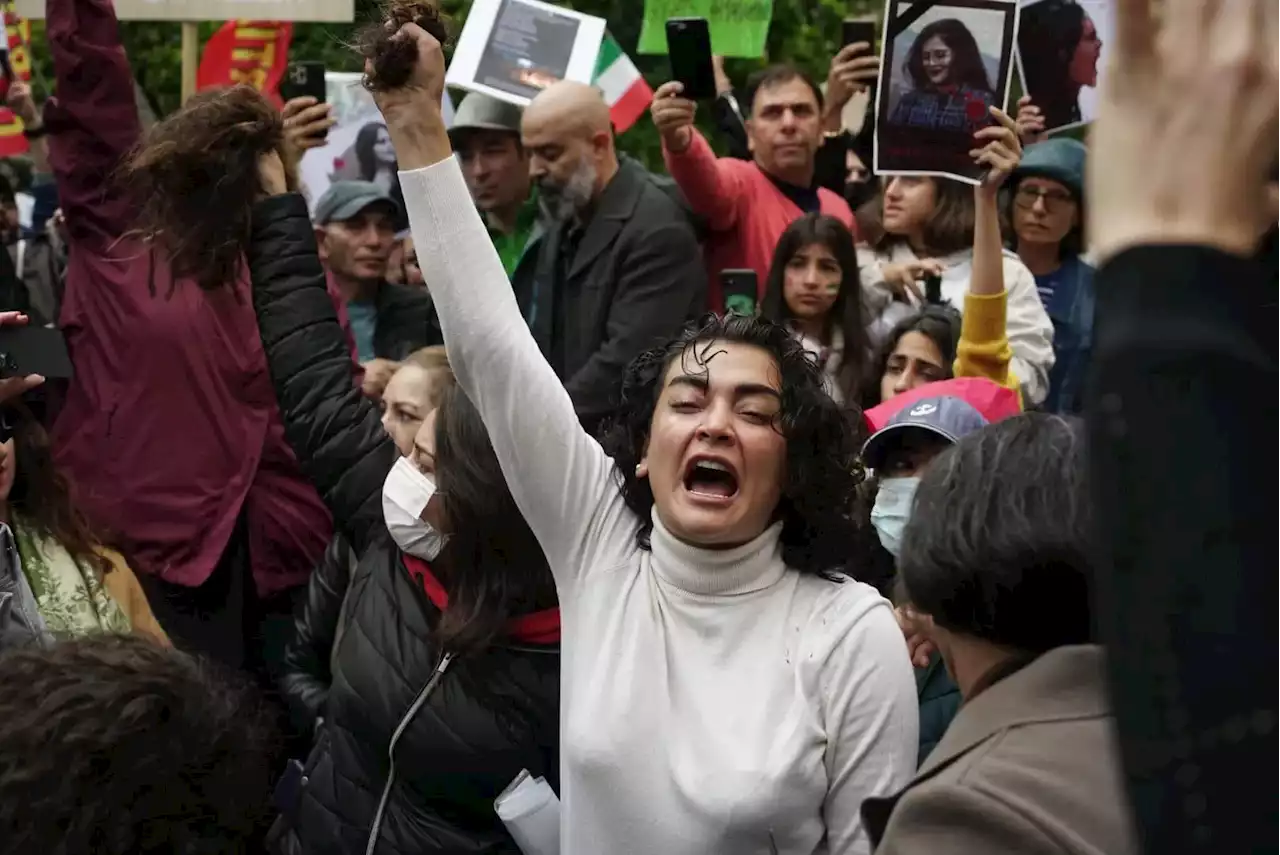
[1014, 186, 1075, 212]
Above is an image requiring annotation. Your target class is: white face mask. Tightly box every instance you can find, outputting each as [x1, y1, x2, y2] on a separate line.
[871, 476, 920, 559]
[382, 456, 449, 561]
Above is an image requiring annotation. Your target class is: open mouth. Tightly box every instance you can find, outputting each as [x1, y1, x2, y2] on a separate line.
[682, 457, 740, 500]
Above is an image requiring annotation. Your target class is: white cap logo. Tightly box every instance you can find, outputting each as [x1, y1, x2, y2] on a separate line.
[909, 402, 938, 417]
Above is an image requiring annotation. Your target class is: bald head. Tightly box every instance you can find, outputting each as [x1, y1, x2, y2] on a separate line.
[524, 80, 613, 138]
[521, 80, 619, 219]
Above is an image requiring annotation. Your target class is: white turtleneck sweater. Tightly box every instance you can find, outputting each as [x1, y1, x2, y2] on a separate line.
[401, 157, 918, 855]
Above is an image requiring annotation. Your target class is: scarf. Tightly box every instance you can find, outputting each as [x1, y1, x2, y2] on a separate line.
[401, 554, 561, 644]
[12, 516, 129, 638]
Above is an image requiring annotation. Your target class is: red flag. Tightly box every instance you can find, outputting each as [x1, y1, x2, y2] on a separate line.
[0, 3, 32, 158]
[196, 20, 293, 107]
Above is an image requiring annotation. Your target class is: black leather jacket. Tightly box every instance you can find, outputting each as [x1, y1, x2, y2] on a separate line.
[248, 194, 559, 855]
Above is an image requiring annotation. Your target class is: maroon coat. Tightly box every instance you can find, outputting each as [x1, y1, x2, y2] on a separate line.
[44, 0, 341, 596]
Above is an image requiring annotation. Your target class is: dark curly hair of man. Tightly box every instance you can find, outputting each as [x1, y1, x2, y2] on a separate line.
[598, 313, 866, 578]
[0, 635, 279, 855]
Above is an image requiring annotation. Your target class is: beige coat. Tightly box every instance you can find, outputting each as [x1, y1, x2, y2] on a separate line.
[864, 645, 1139, 855]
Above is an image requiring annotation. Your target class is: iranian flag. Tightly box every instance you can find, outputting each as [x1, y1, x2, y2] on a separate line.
[593, 33, 652, 134]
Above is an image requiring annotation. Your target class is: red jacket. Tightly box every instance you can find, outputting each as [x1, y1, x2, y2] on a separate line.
[44, 0, 339, 596]
[663, 129, 855, 310]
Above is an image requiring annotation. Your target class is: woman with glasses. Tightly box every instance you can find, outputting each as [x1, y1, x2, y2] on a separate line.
[1006, 138, 1093, 413]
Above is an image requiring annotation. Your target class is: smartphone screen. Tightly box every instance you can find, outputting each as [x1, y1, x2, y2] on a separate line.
[842, 18, 878, 51]
[279, 61, 327, 104]
[666, 18, 716, 101]
[719, 269, 759, 316]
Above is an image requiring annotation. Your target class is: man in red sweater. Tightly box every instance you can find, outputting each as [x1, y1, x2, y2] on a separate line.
[653, 65, 855, 311]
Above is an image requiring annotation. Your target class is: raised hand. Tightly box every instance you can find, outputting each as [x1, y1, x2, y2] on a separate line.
[1088, 0, 1278, 262]
[825, 42, 880, 115]
[971, 107, 1023, 195]
[650, 81, 697, 153]
[6, 80, 37, 127]
[282, 96, 336, 151]
[1014, 94, 1046, 145]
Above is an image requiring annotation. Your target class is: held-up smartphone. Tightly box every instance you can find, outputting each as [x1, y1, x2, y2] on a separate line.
[923, 273, 943, 306]
[0, 325, 73, 379]
[279, 61, 327, 105]
[666, 18, 716, 101]
[720, 269, 759, 316]
[842, 17, 878, 51]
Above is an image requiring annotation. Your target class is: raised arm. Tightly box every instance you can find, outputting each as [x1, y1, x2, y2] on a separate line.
[41, 0, 143, 247]
[247, 189, 395, 556]
[653, 81, 748, 231]
[370, 22, 629, 590]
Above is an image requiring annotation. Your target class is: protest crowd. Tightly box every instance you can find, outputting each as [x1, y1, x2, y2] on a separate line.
[0, 0, 1274, 853]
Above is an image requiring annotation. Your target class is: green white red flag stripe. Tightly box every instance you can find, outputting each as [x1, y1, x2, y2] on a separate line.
[593, 33, 652, 134]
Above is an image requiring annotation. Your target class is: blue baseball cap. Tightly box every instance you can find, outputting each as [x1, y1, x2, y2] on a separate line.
[861, 395, 990, 470]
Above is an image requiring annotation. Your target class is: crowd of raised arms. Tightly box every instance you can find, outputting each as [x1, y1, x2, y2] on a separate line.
[0, 0, 1273, 853]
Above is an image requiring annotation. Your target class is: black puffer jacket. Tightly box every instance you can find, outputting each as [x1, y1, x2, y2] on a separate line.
[248, 194, 560, 855]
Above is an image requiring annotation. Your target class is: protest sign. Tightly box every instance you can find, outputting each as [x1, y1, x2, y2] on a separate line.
[445, 0, 606, 107]
[298, 72, 455, 230]
[16, 0, 351, 20]
[1015, 0, 1110, 135]
[636, 0, 773, 58]
[873, 0, 1019, 185]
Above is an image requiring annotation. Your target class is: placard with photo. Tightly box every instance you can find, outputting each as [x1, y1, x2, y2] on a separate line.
[446, 0, 607, 107]
[1015, 0, 1110, 134]
[874, 0, 1019, 185]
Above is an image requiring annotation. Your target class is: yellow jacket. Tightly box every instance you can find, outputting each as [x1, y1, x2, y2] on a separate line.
[953, 290, 1024, 406]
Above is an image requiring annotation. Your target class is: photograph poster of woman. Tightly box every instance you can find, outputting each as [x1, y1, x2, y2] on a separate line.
[873, 0, 1110, 184]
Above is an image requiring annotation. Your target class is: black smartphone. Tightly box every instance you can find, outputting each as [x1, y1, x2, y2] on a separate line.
[842, 18, 878, 52]
[720, 269, 759, 316]
[666, 18, 716, 101]
[923, 273, 943, 305]
[0, 325, 73, 379]
[279, 61, 327, 105]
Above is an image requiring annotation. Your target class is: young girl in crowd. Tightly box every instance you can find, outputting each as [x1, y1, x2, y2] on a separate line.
[0, 405, 166, 643]
[247, 146, 559, 854]
[864, 115, 1054, 406]
[759, 214, 874, 408]
[362, 17, 923, 853]
[280, 349, 455, 736]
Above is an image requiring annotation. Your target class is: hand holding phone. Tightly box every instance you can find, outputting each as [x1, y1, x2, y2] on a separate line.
[0, 312, 65, 406]
[666, 18, 716, 102]
[720, 269, 759, 316]
[279, 61, 327, 105]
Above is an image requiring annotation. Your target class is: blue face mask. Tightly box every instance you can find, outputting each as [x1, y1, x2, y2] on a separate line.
[871, 476, 920, 559]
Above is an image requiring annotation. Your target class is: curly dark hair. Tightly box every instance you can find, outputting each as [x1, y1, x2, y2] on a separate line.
[432, 384, 557, 655]
[905, 18, 994, 93]
[122, 84, 295, 293]
[598, 313, 866, 577]
[359, 0, 451, 92]
[5, 403, 110, 576]
[0, 634, 279, 855]
[760, 214, 873, 409]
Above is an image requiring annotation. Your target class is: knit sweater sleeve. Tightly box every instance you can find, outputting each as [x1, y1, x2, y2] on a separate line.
[1001, 256, 1055, 407]
[954, 290, 1022, 401]
[399, 158, 635, 592]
